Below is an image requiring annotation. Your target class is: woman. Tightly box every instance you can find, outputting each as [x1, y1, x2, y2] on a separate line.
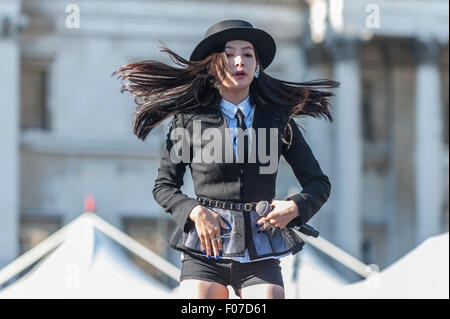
[113, 19, 339, 299]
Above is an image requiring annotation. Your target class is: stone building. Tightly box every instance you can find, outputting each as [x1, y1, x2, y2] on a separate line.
[0, 0, 448, 283]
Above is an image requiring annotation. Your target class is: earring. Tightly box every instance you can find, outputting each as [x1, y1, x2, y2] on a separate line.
[254, 65, 260, 78]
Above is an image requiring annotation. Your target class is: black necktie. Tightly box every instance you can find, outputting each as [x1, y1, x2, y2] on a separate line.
[235, 108, 249, 165]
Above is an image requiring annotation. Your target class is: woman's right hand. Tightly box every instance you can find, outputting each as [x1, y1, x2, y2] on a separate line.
[188, 205, 231, 259]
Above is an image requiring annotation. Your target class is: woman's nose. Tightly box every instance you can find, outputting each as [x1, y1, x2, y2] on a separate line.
[234, 56, 243, 67]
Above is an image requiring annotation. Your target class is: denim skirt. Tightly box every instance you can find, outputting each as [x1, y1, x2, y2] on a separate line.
[169, 204, 305, 260]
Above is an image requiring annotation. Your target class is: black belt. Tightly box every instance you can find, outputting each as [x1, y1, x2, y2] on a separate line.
[197, 196, 270, 212]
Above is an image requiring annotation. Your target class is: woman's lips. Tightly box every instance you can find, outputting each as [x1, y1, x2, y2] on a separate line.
[234, 71, 247, 79]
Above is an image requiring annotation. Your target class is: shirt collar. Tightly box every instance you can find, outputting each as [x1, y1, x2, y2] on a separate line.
[220, 95, 253, 119]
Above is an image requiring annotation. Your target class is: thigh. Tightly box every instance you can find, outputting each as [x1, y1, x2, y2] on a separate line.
[233, 258, 285, 299]
[240, 284, 285, 299]
[180, 253, 231, 299]
[180, 279, 229, 299]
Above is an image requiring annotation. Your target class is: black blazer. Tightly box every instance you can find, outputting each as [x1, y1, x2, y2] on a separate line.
[152, 96, 331, 241]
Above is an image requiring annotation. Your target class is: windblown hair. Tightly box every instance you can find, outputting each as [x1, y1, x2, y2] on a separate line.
[112, 42, 339, 147]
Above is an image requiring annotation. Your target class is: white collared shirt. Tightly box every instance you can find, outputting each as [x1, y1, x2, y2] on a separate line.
[217, 96, 290, 263]
[219, 95, 255, 162]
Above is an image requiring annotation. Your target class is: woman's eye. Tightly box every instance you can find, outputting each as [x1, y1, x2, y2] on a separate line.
[225, 53, 252, 57]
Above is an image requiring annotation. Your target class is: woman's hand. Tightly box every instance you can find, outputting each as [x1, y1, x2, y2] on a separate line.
[189, 205, 231, 259]
[256, 200, 300, 231]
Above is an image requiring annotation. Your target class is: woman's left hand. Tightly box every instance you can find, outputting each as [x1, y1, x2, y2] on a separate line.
[256, 200, 300, 231]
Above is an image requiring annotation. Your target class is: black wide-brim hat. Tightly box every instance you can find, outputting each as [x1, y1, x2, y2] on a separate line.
[189, 19, 276, 69]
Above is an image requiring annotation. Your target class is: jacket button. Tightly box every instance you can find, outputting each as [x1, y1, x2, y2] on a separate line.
[240, 168, 244, 174]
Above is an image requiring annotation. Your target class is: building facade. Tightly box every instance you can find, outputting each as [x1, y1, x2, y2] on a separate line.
[0, 0, 448, 283]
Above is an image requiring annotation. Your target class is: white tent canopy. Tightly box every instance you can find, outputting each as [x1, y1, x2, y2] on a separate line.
[281, 246, 351, 299]
[299, 232, 449, 299]
[0, 214, 175, 299]
[1, 212, 447, 299]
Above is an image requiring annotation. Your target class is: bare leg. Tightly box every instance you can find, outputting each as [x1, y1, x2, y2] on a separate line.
[240, 284, 285, 299]
[180, 279, 230, 299]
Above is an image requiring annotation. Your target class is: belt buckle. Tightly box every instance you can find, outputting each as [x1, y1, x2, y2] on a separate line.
[244, 203, 253, 212]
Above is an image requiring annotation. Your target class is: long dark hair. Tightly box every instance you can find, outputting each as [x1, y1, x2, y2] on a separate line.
[112, 42, 339, 146]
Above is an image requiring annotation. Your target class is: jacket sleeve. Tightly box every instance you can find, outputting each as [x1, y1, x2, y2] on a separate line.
[281, 118, 331, 228]
[152, 114, 201, 233]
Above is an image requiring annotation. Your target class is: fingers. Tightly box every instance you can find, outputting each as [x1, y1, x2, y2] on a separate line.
[216, 218, 231, 257]
[199, 234, 206, 255]
[256, 217, 271, 232]
[267, 210, 283, 227]
[266, 210, 278, 221]
[209, 210, 229, 258]
[209, 209, 231, 230]
[255, 203, 279, 231]
[209, 226, 221, 259]
[200, 232, 217, 259]
[197, 228, 214, 258]
[199, 226, 223, 259]
[218, 216, 231, 230]
[195, 207, 230, 259]
[256, 218, 263, 231]
[214, 231, 223, 258]
[257, 211, 282, 231]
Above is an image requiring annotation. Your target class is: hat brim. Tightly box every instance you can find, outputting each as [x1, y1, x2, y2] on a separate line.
[189, 27, 276, 69]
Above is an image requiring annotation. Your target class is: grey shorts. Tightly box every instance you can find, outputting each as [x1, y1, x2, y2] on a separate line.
[180, 252, 284, 297]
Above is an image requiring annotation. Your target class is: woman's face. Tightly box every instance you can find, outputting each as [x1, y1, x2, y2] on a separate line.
[216, 40, 259, 91]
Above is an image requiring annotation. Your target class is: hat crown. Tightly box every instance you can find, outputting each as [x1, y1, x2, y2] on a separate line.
[190, 19, 276, 69]
[204, 20, 254, 38]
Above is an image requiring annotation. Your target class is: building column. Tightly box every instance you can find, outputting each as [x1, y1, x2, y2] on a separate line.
[302, 39, 335, 239]
[325, 36, 363, 269]
[0, 4, 24, 270]
[412, 38, 444, 244]
[382, 43, 401, 265]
